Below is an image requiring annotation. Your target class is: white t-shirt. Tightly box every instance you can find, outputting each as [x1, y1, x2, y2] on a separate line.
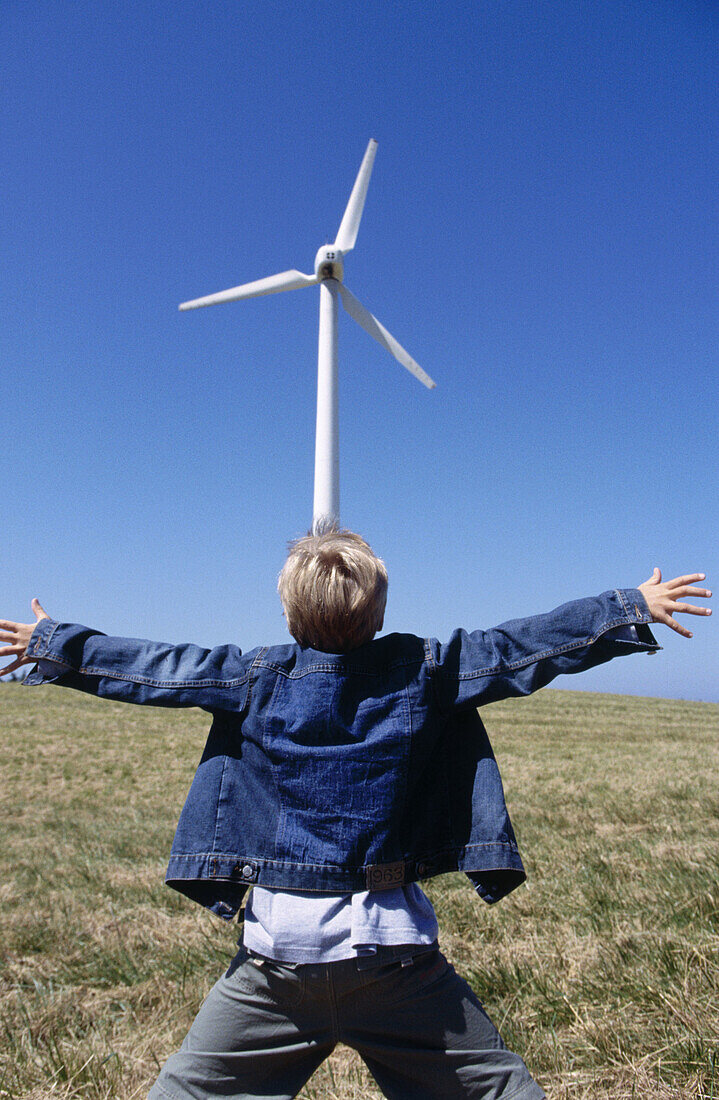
[243, 884, 439, 963]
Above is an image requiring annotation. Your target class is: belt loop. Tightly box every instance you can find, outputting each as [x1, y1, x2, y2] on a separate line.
[400, 952, 414, 967]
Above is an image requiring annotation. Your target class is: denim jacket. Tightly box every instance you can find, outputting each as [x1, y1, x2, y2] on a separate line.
[24, 588, 658, 920]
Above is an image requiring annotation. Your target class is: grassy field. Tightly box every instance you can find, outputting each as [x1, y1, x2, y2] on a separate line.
[0, 683, 717, 1099]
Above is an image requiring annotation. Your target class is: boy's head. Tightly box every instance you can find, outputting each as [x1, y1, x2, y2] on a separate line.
[278, 525, 388, 652]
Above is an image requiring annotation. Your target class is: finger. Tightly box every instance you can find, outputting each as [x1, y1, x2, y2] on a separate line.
[31, 598, 49, 620]
[676, 587, 712, 599]
[671, 602, 712, 617]
[661, 613, 693, 639]
[0, 620, 21, 632]
[666, 573, 706, 589]
[642, 567, 662, 587]
[0, 631, 19, 643]
[0, 644, 24, 656]
[1, 659, 24, 676]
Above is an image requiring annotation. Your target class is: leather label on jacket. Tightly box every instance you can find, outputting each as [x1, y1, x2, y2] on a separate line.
[365, 861, 406, 890]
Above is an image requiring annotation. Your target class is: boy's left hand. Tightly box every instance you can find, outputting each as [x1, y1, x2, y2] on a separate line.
[0, 599, 50, 676]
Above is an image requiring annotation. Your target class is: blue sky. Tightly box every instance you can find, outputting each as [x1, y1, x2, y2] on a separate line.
[3, 1, 717, 700]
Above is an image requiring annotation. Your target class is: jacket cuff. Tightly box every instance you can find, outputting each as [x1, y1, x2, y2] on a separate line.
[615, 588, 653, 624]
[609, 589, 660, 652]
[25, 617, 60, 658]
[23, 618, 72, 686]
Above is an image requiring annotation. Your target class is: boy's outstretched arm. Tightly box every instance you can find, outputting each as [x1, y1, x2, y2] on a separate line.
[0, 601, 252, 710]
[435, 571, 711, 710]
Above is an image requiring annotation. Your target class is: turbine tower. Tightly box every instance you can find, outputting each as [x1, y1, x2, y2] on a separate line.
[179, 140, 435, 532]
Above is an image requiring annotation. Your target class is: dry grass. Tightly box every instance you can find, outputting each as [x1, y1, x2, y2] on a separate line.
[0, 685, 717, 1098]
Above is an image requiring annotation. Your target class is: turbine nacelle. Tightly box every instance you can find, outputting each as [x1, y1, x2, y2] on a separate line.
[178, 139, 436, 533]
[314, 245, 344, 283]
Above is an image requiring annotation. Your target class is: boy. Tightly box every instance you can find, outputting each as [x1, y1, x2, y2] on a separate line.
[0, 529, 711, 1099]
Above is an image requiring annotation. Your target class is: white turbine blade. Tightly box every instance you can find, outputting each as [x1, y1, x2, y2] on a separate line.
[333, 139, 378, 254]
[179, 270, 317, 311]
[338, 284, 436, 389]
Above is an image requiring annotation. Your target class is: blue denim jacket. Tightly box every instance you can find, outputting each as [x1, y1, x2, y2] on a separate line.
[25, 588, 658, 920]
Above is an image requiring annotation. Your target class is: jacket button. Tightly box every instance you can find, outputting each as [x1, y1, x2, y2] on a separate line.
[241, 864, 255, 879]
[417, 863, 427, 876]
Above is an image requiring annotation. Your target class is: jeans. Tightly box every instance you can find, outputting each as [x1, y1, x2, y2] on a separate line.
[149, 945, 545, 1099]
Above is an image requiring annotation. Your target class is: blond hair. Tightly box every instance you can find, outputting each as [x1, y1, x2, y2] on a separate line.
[278, 526, 388, 652]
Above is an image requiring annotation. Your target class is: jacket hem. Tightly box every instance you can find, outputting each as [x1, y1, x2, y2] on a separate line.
[165, 842, 526, 918]
[166, 842, 524, 886]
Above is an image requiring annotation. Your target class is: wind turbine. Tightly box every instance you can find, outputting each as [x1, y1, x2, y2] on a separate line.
[179, 139, 435, 532]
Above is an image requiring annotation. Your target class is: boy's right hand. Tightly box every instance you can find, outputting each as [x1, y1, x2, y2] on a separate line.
[637, 570, 712, 638]
[0, 599, 50, 676]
